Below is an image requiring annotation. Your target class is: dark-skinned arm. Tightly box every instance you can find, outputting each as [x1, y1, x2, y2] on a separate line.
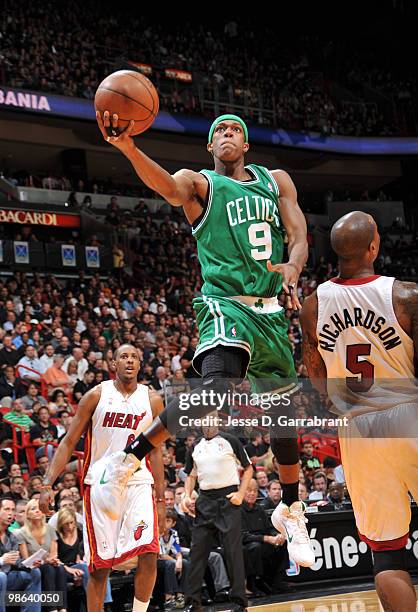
[268, 170, 308, 309]
[148, 390, 166, 535]
[300, 291, 328, 394]
[39, 386, 101, 513]
[392, 280, 418, 376]
[96, 112, 207, 223]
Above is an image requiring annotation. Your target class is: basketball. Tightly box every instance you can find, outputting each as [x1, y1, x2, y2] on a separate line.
[94, 70, 159, 136]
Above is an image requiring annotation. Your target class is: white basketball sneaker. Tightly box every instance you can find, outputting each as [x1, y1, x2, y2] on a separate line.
[271, 501, 315, 567]
[90, 451, 140, 520]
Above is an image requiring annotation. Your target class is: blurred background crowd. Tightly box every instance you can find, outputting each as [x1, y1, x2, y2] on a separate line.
[0, 253, 347, 609]
[1, 3, 417, 136]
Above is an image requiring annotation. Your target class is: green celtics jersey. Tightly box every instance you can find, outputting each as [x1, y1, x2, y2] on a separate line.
[192, 164, 284, 297]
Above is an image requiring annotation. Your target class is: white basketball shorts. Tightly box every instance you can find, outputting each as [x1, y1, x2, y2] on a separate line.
[339, 407, 418, 549]
[83, 482, 159, 572]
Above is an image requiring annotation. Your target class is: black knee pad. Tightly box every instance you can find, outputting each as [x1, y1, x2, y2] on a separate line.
[201, 375, 232, 395]
[159, 346, 248, 432]
[270, 436, 299, 466]
[159, 375, 235, 432]
[200, 345, 248, 382]
[373, 548, 407, 576]
[268, 388, 301, 465]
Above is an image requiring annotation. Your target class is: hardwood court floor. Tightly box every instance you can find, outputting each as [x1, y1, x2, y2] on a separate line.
[247, 586, 418, 611]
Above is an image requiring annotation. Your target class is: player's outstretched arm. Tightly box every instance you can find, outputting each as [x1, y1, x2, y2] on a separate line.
[96, 111, 207, 211]
[39, 386, 101, 513]
[268, 170, 308, 310]
[300, 292, 328, 394]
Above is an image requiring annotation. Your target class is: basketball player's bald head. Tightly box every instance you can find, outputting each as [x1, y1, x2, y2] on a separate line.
[331, 212, 379, 261]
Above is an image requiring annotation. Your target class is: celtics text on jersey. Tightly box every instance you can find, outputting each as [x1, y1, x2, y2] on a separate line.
[192, 164, 284, 297]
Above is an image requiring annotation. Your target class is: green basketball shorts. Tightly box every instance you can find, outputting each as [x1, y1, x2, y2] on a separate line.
[192, 294, 297, 393]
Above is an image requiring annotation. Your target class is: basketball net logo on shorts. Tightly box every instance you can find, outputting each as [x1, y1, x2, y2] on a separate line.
[134, 520, 148, 541]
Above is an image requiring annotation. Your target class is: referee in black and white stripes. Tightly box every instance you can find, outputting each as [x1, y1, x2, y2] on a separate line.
[182, 415, 253, 612]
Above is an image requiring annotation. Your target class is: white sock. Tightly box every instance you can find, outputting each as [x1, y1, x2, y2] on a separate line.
[132, 598, 149, 612]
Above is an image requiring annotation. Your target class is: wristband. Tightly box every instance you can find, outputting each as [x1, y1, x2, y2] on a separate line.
[40, 484, 53, 491]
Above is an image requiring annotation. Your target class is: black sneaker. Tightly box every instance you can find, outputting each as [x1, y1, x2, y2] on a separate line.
[201, 588, 213, 606]
[214, 587, 230, 603]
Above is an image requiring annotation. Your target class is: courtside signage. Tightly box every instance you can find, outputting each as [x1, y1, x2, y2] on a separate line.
[2, 86, 418, 155]
[0, 89, 50, 111]
[0, 208, 80, 228]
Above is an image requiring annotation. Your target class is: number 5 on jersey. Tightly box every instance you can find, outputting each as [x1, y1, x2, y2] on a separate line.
[346, 344, 374, 392]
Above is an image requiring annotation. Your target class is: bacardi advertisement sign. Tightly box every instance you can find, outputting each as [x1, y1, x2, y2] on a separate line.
[128, 62, 153, 75]
[0, 208, 80, 228]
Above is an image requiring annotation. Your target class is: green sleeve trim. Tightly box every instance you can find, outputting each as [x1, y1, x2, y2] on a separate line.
[192, 170, 213, 236]
[264, 167, 280, 199]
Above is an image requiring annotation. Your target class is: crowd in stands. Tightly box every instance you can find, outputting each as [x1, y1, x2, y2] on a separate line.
[376, 229, 418, 280]
[2, 168, 154, 200]
[2, 163, 398, 215]
[1, 197, 416, 606]
[0, 245, 347, 609]
[1, 6, 416, 135]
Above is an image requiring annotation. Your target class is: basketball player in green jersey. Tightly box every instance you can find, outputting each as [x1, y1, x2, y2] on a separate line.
[94, 111, 314, 572]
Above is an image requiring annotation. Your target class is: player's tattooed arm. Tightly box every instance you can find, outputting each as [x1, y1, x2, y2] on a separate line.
[300, 292, 328, 394]
[392, 280, 418, 376]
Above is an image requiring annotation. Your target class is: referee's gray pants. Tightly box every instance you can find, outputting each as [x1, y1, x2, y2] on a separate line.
[185, 485, 247, 608]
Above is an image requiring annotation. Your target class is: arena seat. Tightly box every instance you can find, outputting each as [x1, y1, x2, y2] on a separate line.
[15, 364, 48, 398]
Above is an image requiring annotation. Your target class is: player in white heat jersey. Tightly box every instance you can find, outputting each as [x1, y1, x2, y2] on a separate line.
[39, 344, 165, 612]
[301, 212, 417, 612]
